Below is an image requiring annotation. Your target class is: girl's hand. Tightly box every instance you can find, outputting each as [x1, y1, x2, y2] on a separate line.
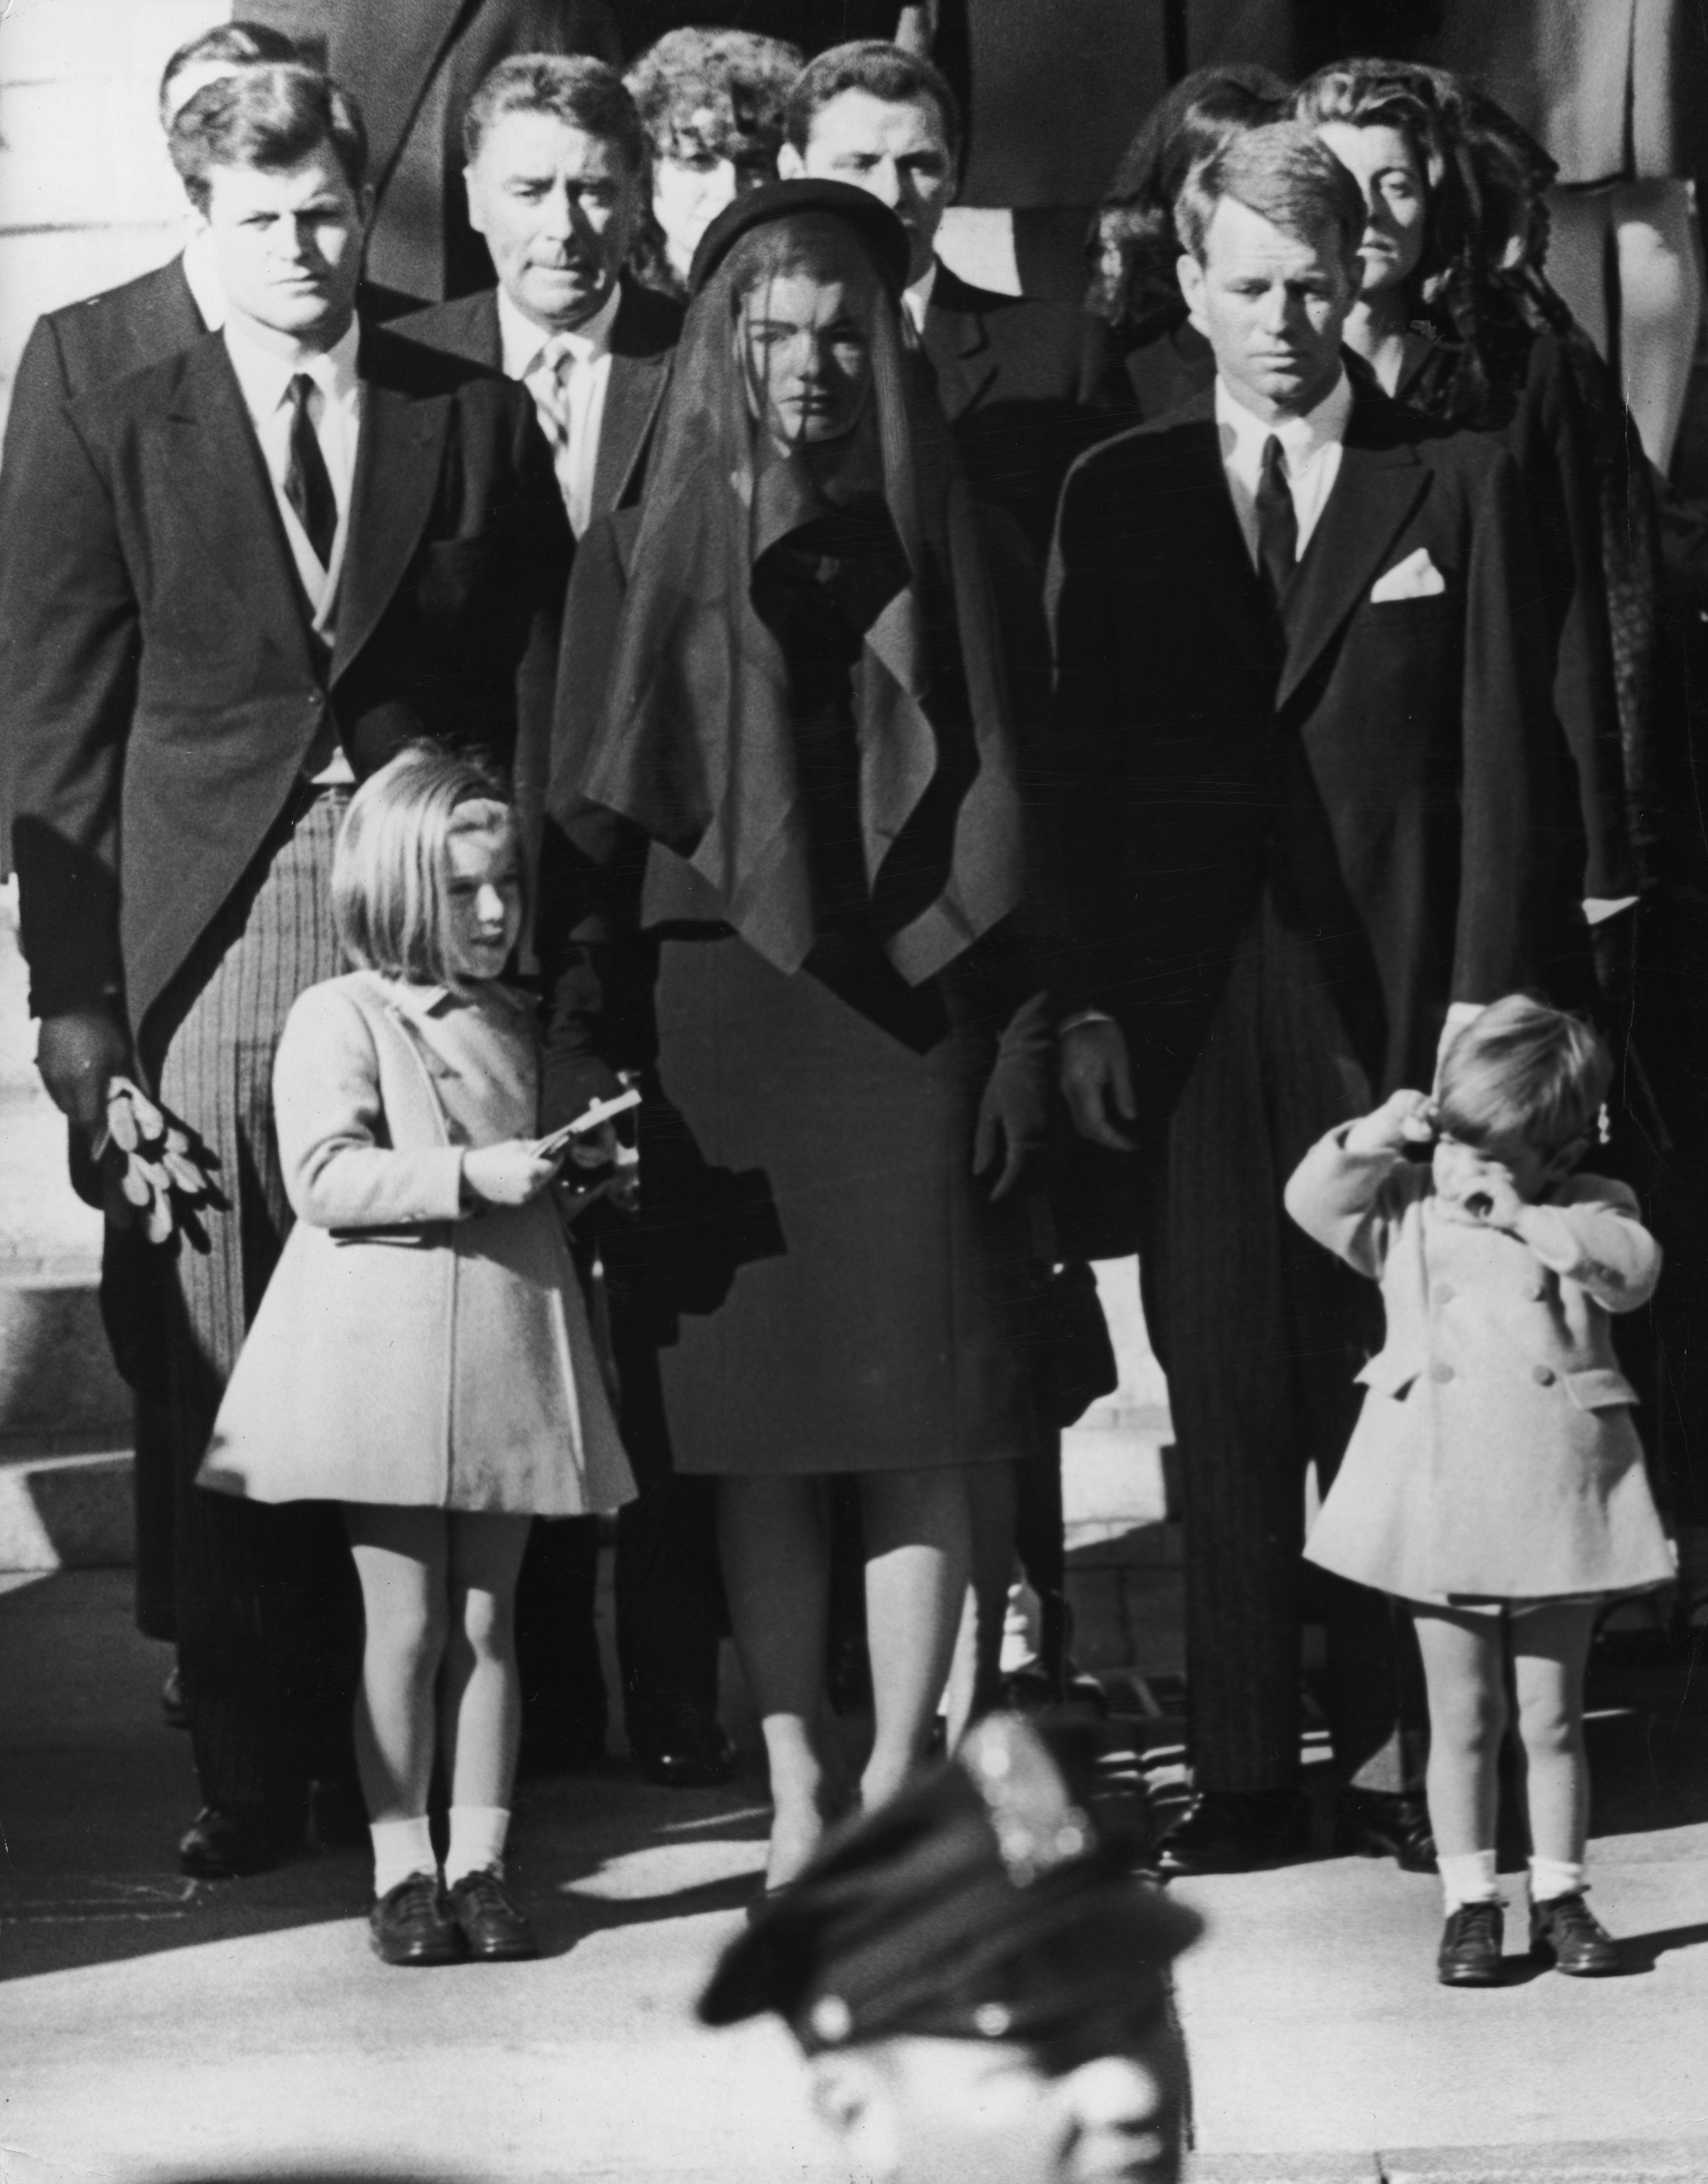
[1344, 1088, 1436, 1156]
[463, 1139, 562, 1208]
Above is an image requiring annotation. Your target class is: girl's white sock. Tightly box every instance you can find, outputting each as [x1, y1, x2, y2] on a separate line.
[445, 1804, 511, 1885]
[1438, 1849, 1501, 1908]
[370, 1814, 437, 1899]
[1529, 1855, 1588, 1903]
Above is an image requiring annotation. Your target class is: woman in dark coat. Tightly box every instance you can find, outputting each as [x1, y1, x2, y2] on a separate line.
[542, 179, 1047, 1891]
[1294, 60, 1653, 930]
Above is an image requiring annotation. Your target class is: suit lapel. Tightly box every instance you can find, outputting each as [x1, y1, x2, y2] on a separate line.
[332, 364, 450, 683]
[1276, 412, 1430, 712]
[593, 349, 669, 521]
[923, 272, 998, 423]
[160, 339, 317, 678]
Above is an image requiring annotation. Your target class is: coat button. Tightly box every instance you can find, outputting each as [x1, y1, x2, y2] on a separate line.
[1435, 1283, 1457, 1304]
[1526, 1282, 1547, 1302]
[1432, 1363, 1454, 1384]
[1533, 1365, 1557, 1387]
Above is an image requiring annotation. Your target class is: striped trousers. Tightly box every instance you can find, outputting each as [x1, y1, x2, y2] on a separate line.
[1151, 895, 1416, 1796]
[148, 790, 360, 1813]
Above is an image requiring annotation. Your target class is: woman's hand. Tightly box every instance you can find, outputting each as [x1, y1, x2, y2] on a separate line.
[975, 994, 1054, 1201]
[1060, 1019, 1137, 1151]
[463, 1139, 562, 1209]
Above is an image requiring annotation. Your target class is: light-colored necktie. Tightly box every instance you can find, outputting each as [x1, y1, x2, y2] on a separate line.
[528, 335, 594, 535]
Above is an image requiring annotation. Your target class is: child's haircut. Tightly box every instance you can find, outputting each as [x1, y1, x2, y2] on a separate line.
[1435, 994, 1612, 1154]
[332, 745, 522, 986]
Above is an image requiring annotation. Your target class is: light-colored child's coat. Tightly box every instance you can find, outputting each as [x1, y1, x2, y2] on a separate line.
[1286, 1126, 1672, 1603]
[198, 970, 634, 1517]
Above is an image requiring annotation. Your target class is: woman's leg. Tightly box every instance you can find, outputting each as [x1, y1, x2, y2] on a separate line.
[1510, 1602, 1598, 1882]
[719, 1474, 832, 1889]
[1411, 1605, 1508, 1898]
[943, 1459, 1018, 1750]
[438, 1512, 535, 1829]
[343, 1505, 450, 1825]
[860, 1465, 974, 1811]
[1612, 180, 1704, 474]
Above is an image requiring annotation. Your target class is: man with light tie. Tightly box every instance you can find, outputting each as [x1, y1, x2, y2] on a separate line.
[3, 63, 569, 1878]
[1051, 123, 1579, 1878]
[396, 55, 731, 1794]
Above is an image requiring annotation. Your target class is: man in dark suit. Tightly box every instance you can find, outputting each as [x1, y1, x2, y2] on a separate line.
[395, 55, 728, 1790]
[1052, 124, 1574, 1874]
[248, 0, 621, 301]
[4, 64, 569, 1878]
[780, 38, 1130, 560]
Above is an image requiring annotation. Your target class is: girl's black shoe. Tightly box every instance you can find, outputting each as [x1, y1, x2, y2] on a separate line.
[1530, 1892, 1624, 1976]
[448, 1866, 538, 1961]
[1436, 1899, 1505, 1986]
[370, 1873, 466, 1967]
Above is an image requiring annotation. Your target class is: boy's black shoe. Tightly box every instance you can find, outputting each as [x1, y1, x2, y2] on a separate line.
[1153, 1788, 1311, 1876]
[1436, 1900, 1505, 1986]
[449, 1867, 538, 1961]
[1530, 1892, 1624, 1976]
[1335, 1787, 1438, 1873]
[370, 1873, 466, 1967]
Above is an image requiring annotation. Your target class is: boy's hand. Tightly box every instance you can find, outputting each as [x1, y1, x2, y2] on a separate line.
[463, 1139, 562, 1208]
[1344, 1088, 1436, 1157]
[1442, 1170, 1526, 1233]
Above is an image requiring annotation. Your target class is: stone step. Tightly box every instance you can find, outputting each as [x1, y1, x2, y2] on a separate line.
[0, 1449, 133, 1572]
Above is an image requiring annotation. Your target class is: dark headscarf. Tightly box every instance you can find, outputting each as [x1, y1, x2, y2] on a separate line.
[570, 179, 1024, 989]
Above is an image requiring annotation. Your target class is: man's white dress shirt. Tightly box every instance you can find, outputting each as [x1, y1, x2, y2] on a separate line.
[902, 260, 938, 339]
[223, 313, 361, 781]
[499, 279, 622, 537]
[1214, 368, 1352, 570]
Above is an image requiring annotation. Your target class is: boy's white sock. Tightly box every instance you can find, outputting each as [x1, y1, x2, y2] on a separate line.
[370, 1814, 437, 1899]
[1438, 1849, 1501, 1908]
[445, 1804, 510, 1885]
[1529, 1855, 1588, 1903]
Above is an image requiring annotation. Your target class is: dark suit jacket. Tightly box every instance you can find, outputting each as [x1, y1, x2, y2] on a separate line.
[392, 275, 681, 883]
[4, 322, 570, 1054]
[1049, 379, 1579, 1126]
[255, 0, 619, 302]
[922, 262, 1133, 559]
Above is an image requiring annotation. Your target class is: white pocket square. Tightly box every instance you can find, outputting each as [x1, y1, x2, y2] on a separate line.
[1370, 547, 1446, 603]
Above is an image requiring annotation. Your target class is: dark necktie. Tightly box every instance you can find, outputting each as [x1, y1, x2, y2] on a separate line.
[1255, 432, 1297, 603]
[285, 373, 338, 571]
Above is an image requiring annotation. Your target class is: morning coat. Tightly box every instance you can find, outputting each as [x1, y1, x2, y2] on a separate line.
[1286, 1126, 1673, 1603]
[198, 970, 634, 1517]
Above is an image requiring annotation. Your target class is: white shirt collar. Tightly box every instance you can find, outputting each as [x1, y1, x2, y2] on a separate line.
[222, 312, 361, 416]
[498, 278, 624, 382]
[902, 258, 939, 337]
[1214, 367, 1353, 473]
[179, 230, 227, 332]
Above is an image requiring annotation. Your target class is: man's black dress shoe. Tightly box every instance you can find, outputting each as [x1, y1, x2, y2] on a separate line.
[370, 1873, 466, 1967]
[630, 1717, 736, 1790]
[1153, 1789, 1311, 1877]
[1436, 1899, 1505, 1986]
[448, 1867, 538, 1961]
[1335, 1787, 1438, 1873]
[178, 1802, 301, 1879]
[1530, 1892, 1624, 1976]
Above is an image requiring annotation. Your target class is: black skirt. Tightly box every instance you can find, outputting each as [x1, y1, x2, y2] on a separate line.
[651, 930, 1036, 1476]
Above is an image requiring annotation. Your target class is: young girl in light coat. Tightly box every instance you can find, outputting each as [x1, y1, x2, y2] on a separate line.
[1286, 996, 1671, 1988]
[200, 747, 634, 1967]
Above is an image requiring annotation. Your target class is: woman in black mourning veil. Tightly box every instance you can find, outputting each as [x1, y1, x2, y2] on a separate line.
[543, 178, 1048, 1895]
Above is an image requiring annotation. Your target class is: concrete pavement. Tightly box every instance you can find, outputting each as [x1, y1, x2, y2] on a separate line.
[4, 1570, 1708, 2184]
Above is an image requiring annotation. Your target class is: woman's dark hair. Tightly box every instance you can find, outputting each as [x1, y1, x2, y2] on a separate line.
[1294, 58, 1559, 423]
[1090, 64, 1288, 339]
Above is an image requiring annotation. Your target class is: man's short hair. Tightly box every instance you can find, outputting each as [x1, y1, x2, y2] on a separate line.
[784, 40, 961, 164]
[627, 28, 802, 164]
[1175, 120, 1364, 266]
[157, 20, 300, 127]
[463, 53, 646, 172]
[169, 64, 367, 216]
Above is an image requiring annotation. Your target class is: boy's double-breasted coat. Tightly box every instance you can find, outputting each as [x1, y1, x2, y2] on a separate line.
[200, 971, 633, 1518]
[1287, 1127, 1673, 1604]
